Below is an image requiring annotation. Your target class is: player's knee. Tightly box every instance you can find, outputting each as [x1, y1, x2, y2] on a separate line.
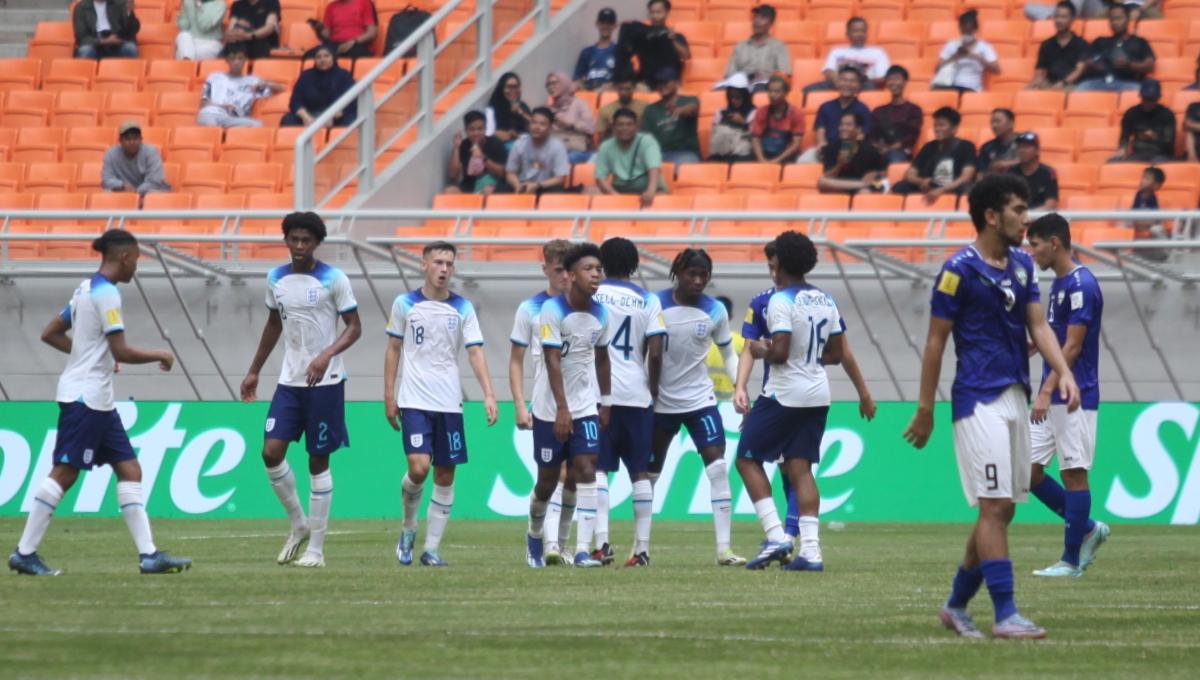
[307, 455, 329, 475]
[407, 457, 431, 483]
[48, 464, 80, 491]
[261, 442, 287, 467]
[1030, 464, 1045, 487]
[112, 459, 143, 483]
[979, 498, 1015, 524]
[433, 466, 455, 486]
[572, 457, 596, 481]
[1061, 467, 1088, 490]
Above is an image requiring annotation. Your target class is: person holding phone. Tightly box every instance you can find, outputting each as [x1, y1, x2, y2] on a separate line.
[933, 10, 1000, 93]
[73, 0, 140, 59]
[817, 111, 886, 194]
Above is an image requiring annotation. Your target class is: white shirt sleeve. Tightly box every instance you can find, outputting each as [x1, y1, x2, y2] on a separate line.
[510, 304, 532, 346]
[711, 305, 732, 347]
[485, 106, 497, 136]
[646, 295, 666, 338]
[939, 40, 958, 61]
[827, 296, 844, 337]
[871, 47, 891, 80]
[539, 303, 563, 349]
[95, 285, 125, 336]
[331, 271, 358, 314]
[767, 293, 792, 335]
[462, 302, 484, 347]
[822, 48, 843, 72]
[979, 40, 998, 63]
[264, 275, 278, 310]
[386, 297, 405, 338]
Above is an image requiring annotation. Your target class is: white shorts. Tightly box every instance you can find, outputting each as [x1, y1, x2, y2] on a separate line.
[1030, 406, 1097, 471]
[952, 385, 1032, 507]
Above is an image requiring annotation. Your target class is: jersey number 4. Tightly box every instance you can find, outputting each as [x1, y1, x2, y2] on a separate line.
[611, 317, 634, 360]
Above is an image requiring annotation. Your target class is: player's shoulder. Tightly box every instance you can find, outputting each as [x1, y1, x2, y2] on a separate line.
[942, 246, 977, 272]
[751, 286, 776, 306]
[1007, 246, 1035, 270]
[445, 291, 476, 316]
[519, 289, 552, 314]
[653, 288, 676, 309]
[392, 288, 423, 310]
[1070, 264, 1100, 289]
[87, 272, 119, 297]
[694, 293, 727, 320]
[587, 298, 610, 324]
[267, 263, 291, 286]
[310, 260, 348, 287]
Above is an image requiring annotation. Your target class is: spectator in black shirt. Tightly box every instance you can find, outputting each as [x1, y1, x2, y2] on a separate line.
[817, 111, 886, 194]
[892, 106, 977, 202]
[978, 108, 1019, 176]
[1029, 2, 1087, 90]
[1008, 132, 1058, 210]
[614, 0, 690, 90]
[227, 0, 281, 60]
[1075, 3, 1155, 93]
[1130, 166, 1170, 259]
[1114, 79, 1175, 162]
[869, 65, 923, 163]
[1184, 100, 1200, 162]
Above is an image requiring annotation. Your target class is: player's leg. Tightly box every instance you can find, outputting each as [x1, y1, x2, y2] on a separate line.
[736, 399, 792, 569]
[527, 419, 566, 567]
[1029, 418, 1067, 520]
[544, 463, 576, 565]
[686, 408, 741, 565]
[10, 462, 78, 575]
[623, 407, 656, 566]
[780, 406, 829, 571]
[1055, 407, 1106, 571]
[295, 382, 350, 568]
[780, 470, 800, 542]
[592, 408, 625, 565]
[570, 417, 603, 567]
[419, 413, 466, 567]
[296, 454, 332, 568]
[110, 457, 191, 574]
[397, 410, 434, 565]
[262, 386, 309, 563]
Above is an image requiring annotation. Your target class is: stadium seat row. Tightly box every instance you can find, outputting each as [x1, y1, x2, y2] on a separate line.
[0, 127, 337, 164]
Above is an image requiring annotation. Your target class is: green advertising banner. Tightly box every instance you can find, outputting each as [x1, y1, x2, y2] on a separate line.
[0, 401, 1197, 524]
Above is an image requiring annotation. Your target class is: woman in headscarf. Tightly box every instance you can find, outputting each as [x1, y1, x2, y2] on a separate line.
[281, 44, 357, 127]
[708, 73, 755, 163]
[546, 71, 597, 164]
[485, 72, 532, 144]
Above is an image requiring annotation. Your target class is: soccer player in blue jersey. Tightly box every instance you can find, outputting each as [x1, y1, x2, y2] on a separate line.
[510, 239, 576, 565]
[524, 242, 613, 568]
[1025, 214, 1110, 578]
[385, 242, 499, 567]
[651, 248, 745, 566]
[9, 229, 191, 576]
[594, 237, 665, 566]
[904, 174, 1081, 640]
[241, 213, 362, 569]
[734, 240, 876, 544]
[736, 231, 845, 572]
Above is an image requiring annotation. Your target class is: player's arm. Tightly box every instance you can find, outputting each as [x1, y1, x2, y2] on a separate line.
[595, 345, 612, 430]
[544, 346, 572, 442]
[646, 334, 664, 403]
[837, 336, 876, 421]
[305, 308, 363, 387]
[467, 344, 499, 426]
[40, 312, 72, 355]
[733, 339, 755, 413]
[106, 331, 173, 371]
[383, 335, 403, 431]
[1027, 301, 1081, 410]
[903, 315, 953, 449]
[1031, 324, 1085, 423]
[508, 343, 532, 429]
[241, 308, 283, 402]
[763, 330, 791, 365]
[717, 340, 740, 382]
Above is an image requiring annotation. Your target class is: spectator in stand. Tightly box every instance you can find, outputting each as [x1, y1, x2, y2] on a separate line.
[892, 106, 977, 202]
[74, 0, 140, 59]
[1130, 166, 1169, 254]
[506, 108, 571, 196]
[723, 4, 791, 93]
[1114, 79, 1175, 162]
[1008, 132, 1058, 210]
[446, 110, 508, 195]
[574, 8, 619, 92]
[1075, 3, 1154, 92]
[641, 68, 700, 165]
[592, 108, 666, 206]
[978, 109, 1020, 177]
[281, 45, 357, 127]
[1029, 1, 1088, 90]
[227, 0, 281, 60]
[1185, 55, 1200, 91]
[176, 0, 226, 61]
[485, 72, 532, 145]
[750, 75, 804, 164]
[611, 0, 690, 91]
[1184, 98, 1200, 161]
[806, 17, 889, 92]
[308, 0, 378, 60]
[102, 122, 170, 207]
[933, 10, 999, 94]
[817, 112, 886, 195]
[868, 65, 923, 163]
[597, 78, 648, 140]
[645, 0, 690, 84]
[1127, 0, 1162, 22]
[708, 73, 756, 163]
[546, 72, 597, 164]
[798, 66, 872, 163]
[197, 43, 287, 128]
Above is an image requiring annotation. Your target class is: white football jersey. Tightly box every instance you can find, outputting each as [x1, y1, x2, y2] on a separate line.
[510, 290, 553, 404]
[532, 295, 610, 422]
[594, 279, 666, 408]
[386, 289, 483, 413]
[762, 285, 844, 408]
[655, 290, 732, 414]
[56, 273, 125, 411]
[265, 261, 358, 388]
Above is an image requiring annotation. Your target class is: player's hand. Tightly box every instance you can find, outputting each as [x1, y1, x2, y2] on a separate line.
[305, 353, 331, 387]
[1059, 373, 1082, 412]
[598, 405, 611, 432]
[733, 387, 750, 414]
[385, 399, 401, 431]
[553, 407, 572, 443]
[157, 351, 175, 372]
[1031, 391, 1051, 424]
[514, 402, 533, 430]
[240, 373, 258, 402]
[859, 394, 877, 421]
[483, 395, 499, 426]
[903, 406, 934, 449]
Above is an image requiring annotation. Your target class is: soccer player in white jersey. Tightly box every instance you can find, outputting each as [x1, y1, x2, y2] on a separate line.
[385, 242, 499, 567]
[594, 237, 665, 566]
[524, 243, 612, 568]
[241, 213, 362, 569]
[1025, 214, 1110, 578]
[509, 240, 576, 565]
[904, 175, 1080, 640]
[9, 230, 191, 576]
[737, 231, 845, 572]
[651, 248, 745, 566]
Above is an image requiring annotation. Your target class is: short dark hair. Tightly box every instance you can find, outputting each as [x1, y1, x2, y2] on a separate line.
[463, 110, 485, 127]
[1109, 2, 1129, 17]
[846, 16, 867, 30]
[1027, 213, 1072, 249]
[281, 211, 328, 242]
[774, 230, 818, 279]
[647, 0, 670, 10]
[751, 4, 776, 21]
[221, 42, 248, 59]
[933, 106, 961, 127]
[840, 110, 865, 128]
[767, 74, 790, 92]
[959, 9, 979, 28]
[885, 65, 909, 80]
[530, 106, 555, 123]
[600, 237, 639, 279]
[1143, 166, 1166, 186]
[763, 241, 777, 259]
[1055, 0, 1076, 17]
[423, 241, 457, 257]
[993, 108, 1015, 121]
[668, 248, 713, 281]
[612, 107, 639, 123]
[92, 228, 138, 255]
[838, 65, 865, 83]
[968, 174, 1030, 232]
[563, 242, 602, 272]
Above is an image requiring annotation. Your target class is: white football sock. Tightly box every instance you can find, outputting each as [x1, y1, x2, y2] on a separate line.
[266, 461, 306, 532]
[575, 482, 597, 556]
[424, 483, 453, 552]
[307, 470, 333, 555]
[17, 478, 63, 555]
[544, 482, 563, 548]
[528, 494, 548, 538]
[595, 473, 610, 547]
[754, 497, 786, 543]
[117, 481, 156, 555]
[401, 474, 423, 531]
[648, 472, 661, 491]
[798, 515, 821, 558]
[558, 488, 576, 550]
[632, 479, 653, 554]
[705, 460, 733, 552]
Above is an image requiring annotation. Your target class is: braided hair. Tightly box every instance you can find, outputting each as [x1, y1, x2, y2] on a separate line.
[668, 248, 713, 281]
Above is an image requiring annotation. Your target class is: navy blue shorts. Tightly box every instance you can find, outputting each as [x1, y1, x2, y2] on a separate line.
[736, 397, 829, 464]
[265, 381, 349, 455]
[53, 401, 136, 470]
[654, 405, 726, 451]
[401, 409, 468, 466]
[599, 405, 654, 474]
[532, 415, 601, 468]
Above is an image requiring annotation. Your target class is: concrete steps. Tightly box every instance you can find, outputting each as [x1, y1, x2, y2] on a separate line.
[0, 3, 73, 58]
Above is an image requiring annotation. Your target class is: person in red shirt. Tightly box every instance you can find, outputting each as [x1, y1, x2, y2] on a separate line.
[309, 0, 378, 59]
[750, 76, 804, 164]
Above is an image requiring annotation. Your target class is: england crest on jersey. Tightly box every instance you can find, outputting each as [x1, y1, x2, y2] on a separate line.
[446, 316, 459, 332]
[694, 321, 709, 338]
[307, 288, 320, 304]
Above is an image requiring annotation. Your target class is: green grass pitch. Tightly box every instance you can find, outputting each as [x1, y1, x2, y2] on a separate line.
[2, 519, 1198, 678]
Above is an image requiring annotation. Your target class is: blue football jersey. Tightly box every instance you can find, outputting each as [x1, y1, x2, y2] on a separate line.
[1042, 265, 1102, 409]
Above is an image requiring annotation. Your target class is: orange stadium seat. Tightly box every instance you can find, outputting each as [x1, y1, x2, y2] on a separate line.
[1078, 127, 1121, 164]
[138, 23, 179, 60]
[155, 91, 202, 127]
[1064, 91, 1119, 128]
[990, 59, 1037, 91]
[1012, 90, 1065, 127]
[190, 194, 247, 258]
[726, 163, 781, 193]
[1137, 20, 1186, 51]
[776, 23, 821, 59]
[51, 91, 100, 128]
[1, 90, 52, 127]
[253, 60, 303, 86]
[75, 162, 105, 193]
[852, 194, 904, 212]
[28, 23, 75, 63]
[180, 162, 232, 194]
[1037, 128, 1080, 164]
[168, 127, 221, 163]
[102, 92, 157, 129]
[779, 163, 824, 193]
[673, 163, 727, 195]
[24, 162, 75, 193]
[1097, 163, 1147, 193]
[0, 163, 24, 192]
[43, 59, 95, 91]
[87, 192, 139, 214]
[94, 59, 147, 92]
[0, 128, 12, 159]
[910, 91, 961, 118]
[145, 60, 197, 92]
[1055, 164, 1099, 194]
[220, 127, 274, 163]
[230, 162, 286, 194]
[0, 193, 41, 258]
[195, 59, 228, 88]
[12, 128, 65, 163]
[0, 58, 42, 92]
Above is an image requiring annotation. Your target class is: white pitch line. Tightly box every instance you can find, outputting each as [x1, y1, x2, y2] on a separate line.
[173, 530, 376, 540]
